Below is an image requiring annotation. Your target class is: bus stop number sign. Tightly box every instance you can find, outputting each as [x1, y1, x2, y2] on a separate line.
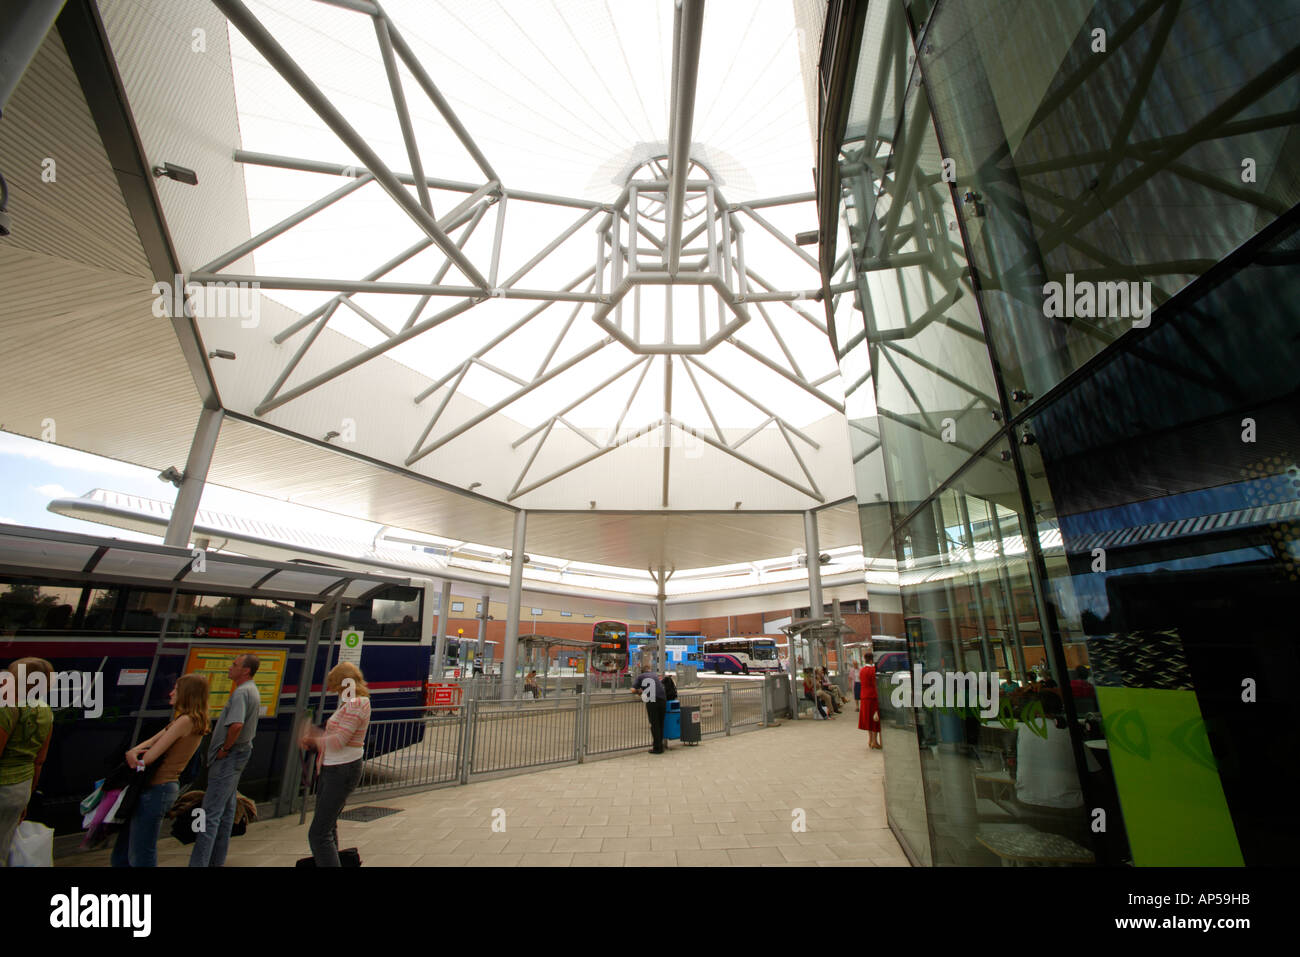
[339, 630, 364, 666]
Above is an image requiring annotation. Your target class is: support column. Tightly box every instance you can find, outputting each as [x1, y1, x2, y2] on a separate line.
[0, 0, 65, 115]
[501, 509, 526, 699]
[656, 565, 668, 673]
[475, 594, 489, 669]
[432, 579, 451, 679]
[164, 407, 223, 548]
[803, 510, 823, 620]
[831, 598, 848, 694]
[957, 495, 995, 672]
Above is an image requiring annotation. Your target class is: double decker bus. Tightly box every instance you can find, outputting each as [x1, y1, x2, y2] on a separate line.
[698, 636, 783, 674]
[590, 620, 629, 675]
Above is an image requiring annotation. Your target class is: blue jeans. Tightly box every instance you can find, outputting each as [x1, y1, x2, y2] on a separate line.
[111, 781, 178, 867]
[308, 760, 362, 866]
[188, 746, 252, 867]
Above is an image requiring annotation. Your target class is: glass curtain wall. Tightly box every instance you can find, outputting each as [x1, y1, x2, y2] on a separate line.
[830, 0, 1300, 866]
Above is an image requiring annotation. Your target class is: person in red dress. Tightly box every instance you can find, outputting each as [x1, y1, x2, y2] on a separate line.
[858, 654, 881, 749]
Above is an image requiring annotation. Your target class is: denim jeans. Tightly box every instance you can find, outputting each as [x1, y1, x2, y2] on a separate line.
[110, 781, 178, 867]
[308, 759, 362, 866]
[188, 745, 252, 867]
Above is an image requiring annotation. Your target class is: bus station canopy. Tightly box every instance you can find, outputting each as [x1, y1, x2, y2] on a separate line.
[0, 522, 411, 605]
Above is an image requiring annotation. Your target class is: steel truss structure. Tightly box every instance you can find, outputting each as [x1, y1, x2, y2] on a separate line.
[189, 0, 852, 509]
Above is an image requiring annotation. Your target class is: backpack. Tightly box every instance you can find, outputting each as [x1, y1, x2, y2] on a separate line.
[661, 675, 678, 701]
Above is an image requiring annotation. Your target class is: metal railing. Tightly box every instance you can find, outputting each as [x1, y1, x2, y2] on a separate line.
[584, 695, 653, 756]
[326, 677, 774, 808]
[727, 682, 765, 731]
[468, 697, 580, 777]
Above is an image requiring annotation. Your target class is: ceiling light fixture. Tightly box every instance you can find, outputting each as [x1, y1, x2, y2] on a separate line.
[157, 466, 184, 488]
[208, 349, 236, 360]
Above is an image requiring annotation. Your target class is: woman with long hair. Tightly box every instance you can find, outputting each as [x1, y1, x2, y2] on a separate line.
[858, 652, 881, 749]
[113, 672, 210, 866]
[0, 658, 55, 866]
[301, 662, 371, 866]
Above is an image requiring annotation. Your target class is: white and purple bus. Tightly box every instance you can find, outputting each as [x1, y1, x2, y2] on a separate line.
[698, 637, 783, 674]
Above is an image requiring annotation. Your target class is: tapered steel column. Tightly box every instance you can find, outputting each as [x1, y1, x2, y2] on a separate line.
[432, 579, 452, 678]
[804, 510, 823, 621]
[0, 0, 66, 117]
[664, 0, 705, 273]
[501, 510, 527, 699]
[164, 407, 223, 547]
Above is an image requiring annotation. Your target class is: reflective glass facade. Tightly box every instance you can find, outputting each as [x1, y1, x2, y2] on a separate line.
[829, 0, 1300, 865]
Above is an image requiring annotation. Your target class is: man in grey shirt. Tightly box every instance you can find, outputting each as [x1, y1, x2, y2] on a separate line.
[189, 653, 261, 866]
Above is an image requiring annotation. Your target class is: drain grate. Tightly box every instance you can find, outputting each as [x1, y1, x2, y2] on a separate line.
[339, 805, 403, 823]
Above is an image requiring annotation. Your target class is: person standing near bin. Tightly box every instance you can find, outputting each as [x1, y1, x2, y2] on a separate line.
[632, 670, 666, 754]
[190, 653, 261, 867]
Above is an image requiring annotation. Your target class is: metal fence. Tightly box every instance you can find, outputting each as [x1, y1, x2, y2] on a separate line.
[468, 697, 580, 777]
[332, 678, 774, 806]
[584, 695, 653, 756]
[355, 709, 462, 796]
[727, 683, 765, 730]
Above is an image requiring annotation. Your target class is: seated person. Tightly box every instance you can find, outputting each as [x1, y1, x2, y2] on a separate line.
[795, 670, 826, 722]
[815, 667, 845, 713]
[523, 670, 540, 699]
[802, 668, 833, 719]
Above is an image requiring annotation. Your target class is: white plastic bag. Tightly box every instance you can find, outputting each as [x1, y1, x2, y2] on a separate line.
[7, 820, 54, 867]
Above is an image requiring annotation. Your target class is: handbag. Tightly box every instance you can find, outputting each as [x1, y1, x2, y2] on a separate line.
[295, 847, 362, 867]
[7, 820, 54, 867]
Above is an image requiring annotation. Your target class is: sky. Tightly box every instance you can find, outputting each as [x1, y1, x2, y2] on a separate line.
[0, 429, 383, 543]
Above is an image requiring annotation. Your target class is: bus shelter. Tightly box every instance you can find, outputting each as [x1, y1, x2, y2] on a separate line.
[782, 617, 855, 700]
[516, 634, 598, 696]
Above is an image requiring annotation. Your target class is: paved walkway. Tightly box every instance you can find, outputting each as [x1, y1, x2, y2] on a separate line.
[59, 709, 906, 867]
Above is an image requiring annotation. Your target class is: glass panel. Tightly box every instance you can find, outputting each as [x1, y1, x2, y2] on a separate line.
[838, 0, 1003, 512]
[922, 0, 1300, 406]
[1015, 210, 1300, 865]
[0, 582, 84, 633]
[891, 439, 1097, 866]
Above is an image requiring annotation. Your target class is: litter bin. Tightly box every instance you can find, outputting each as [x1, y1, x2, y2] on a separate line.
[679, 702, 701, 745]
[664, 699, 681, 740]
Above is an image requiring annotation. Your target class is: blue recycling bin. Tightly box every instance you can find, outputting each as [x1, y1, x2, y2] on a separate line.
[664, 699, 681, 740]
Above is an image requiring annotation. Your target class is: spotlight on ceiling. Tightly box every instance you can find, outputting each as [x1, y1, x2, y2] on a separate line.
[468, 482, 482, 491]
[157, 466, 184, 488]
[208, 349, 236, 360]
[795, 230, 818, 246]
[819, 553, 832, 565]
[734, 501, 742, 509]
[589, 500, 596, 509]
[323, 430, 340, 443]
[152, 162, 198, 186]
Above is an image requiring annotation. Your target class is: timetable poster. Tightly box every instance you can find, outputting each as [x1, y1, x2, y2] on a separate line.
[183, 647, 288, 718]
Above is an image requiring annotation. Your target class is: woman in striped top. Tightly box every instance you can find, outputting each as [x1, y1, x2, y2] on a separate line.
[301, 662, 371, 866]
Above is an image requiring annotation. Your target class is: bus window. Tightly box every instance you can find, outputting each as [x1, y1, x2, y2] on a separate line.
[0, 582, 81, 632]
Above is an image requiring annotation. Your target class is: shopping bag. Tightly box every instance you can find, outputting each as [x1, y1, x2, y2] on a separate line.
[7, 821, 54, 867]
[79, 778, 107, 816]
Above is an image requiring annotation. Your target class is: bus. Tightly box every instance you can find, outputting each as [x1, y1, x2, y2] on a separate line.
[0, 525, 436, 833]
[697, 636, 783, 674]
[590, 620, 629, 675]
[628, 632, 702, 670]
